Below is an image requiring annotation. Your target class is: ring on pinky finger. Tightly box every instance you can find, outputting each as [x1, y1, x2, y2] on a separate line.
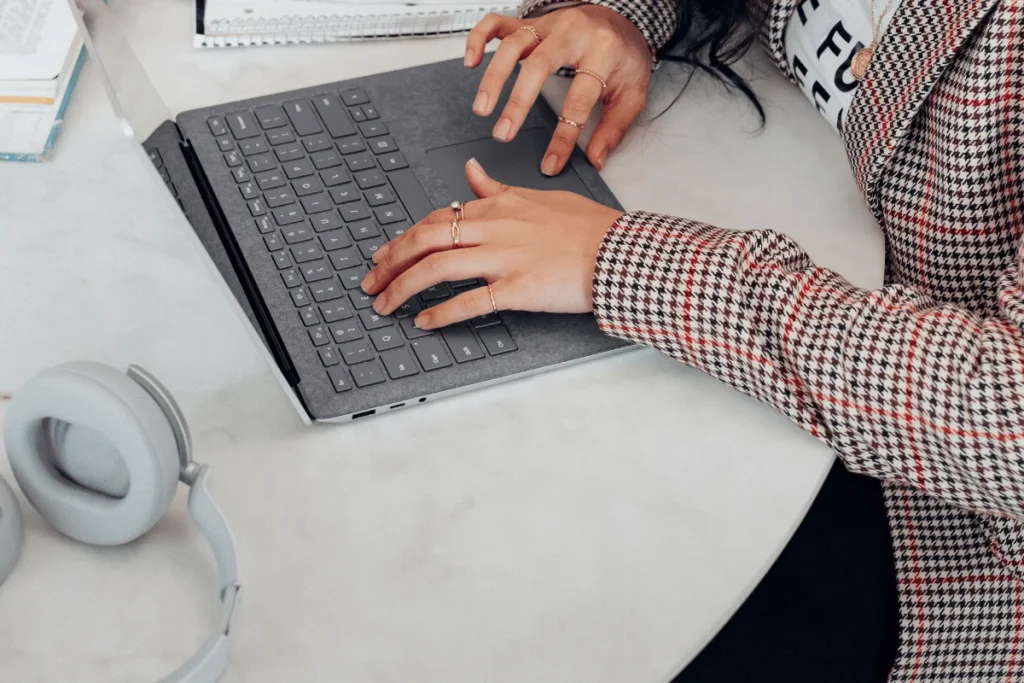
[415, 283, 500, 330]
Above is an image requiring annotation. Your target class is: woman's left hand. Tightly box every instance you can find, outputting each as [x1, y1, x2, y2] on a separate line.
[360, 158, 624, 330]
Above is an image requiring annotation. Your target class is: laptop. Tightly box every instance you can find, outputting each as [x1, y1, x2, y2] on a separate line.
[77, 2, 629, 423]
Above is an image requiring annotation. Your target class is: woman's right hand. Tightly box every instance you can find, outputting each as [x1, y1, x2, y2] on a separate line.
[464, 6, 654, 176]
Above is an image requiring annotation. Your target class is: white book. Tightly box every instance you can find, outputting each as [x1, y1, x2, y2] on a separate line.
[0, 0, 79, 104]
[195, 0, 517, 48]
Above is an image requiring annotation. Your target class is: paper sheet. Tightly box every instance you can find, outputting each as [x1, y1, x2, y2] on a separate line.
[0, 0, 77, 81]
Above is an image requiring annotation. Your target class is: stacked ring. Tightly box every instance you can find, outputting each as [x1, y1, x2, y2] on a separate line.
[450, 201, 464, 248]
[517, 25, 542, 45]
[487, 283, 498, 314]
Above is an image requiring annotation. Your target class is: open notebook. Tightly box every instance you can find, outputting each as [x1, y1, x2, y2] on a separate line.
[194, 0, 518, 48]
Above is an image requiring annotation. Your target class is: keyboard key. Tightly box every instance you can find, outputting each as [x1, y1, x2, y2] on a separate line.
[239, 138, 268, 155]
[370, 137, 399, 155]
[293, 177, 324, 197]
[283, 100, 322, 136]
[218, 138, 235, 152]
[338, 265, 369, 289]
[247, 152, 277, 172]
[441, 324, 485, 363]
[350, 292, 376, 310]
[330, 184, 360, 204]
[290, 287, 310, 305]
[342, 88, 370, 106]
[370, 326, 404, 352]
[320, 228, 352, 250]
[327, 367, 352, 393]
[300, 306, 320, 326]
[147, 148, 163, 166]
[340, 203, 371, 223]
[274, 250, 293, 270]
[347, 219, 379, 240]
[351, 107, 367, 123]
[265, 188, 295, 207]
[351, 360, 386, 388]
[311, 212, 344, 233]
[312, 149, 343, 170]
[230, 167, 251, 183]
[267, 129, 296, 145]
[310, 281, 343, 302]
[318, 346, 341, 367]
[275, 143, 304, 162]
[321, 299, 353, 322]
[400, 317, 433, 339]
[328, 247, 361, 271]
[363, 105, 379, 120]
[283, 225, 311, 246]
[472, 312, 501, 328]
[239, 181, 259, 200]
[248, 198, 268, 216]
[303, 134, 333, 153]
[291, 244, 322, 263]
[338, 139, 366, 155]
[273, 206, 304, 226]
[302, 260, 333, 282]
[264, 233, 283, 251]
[359, 121, 388, 138]
[255, 170, 286, 190]
[359, 309, 393, 330]
[394, 298, 422, 318]
[224, 150, 242, 167]
[364, 187, 396, 206]
[339, 339, 373, 365]
[359, 237, 387, 260]
[254, 105, 287, 129]
[451, 279, 481, 289]
[479, 325, 517, 355]
[313, 94, 357, 138]
[380, 348, 419, 379]
[226, 112, 260, 139]
[301, 194, 332, 213]
[374, 206, 405, 224]
[281, 269, 300, 288]
[420, 283, 451, 302]
[411, 336, 452, 371]
[321, 168, 350, 187]
[309, 326, 330, 346]
[389, 168, 433, 222]
[384, 221, 412, 241]
[379, 152, 409, 172]
[208, 116, 228, 136]
[330, 321, 363, 343]
[255, 216, 275, 234]
[284, 160, 314, 179]
[346, 153, 376, 172]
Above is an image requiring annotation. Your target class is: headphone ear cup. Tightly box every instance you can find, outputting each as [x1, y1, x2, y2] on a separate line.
[3, 362, 180, 546]
[0, 475, 23, 585]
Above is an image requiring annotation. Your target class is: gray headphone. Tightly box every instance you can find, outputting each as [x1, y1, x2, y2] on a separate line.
[0, 361, 240, 682]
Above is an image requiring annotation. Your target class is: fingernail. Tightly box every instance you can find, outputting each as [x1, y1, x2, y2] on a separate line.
[541, 154, 559, 176]
[473, 92, 489, 115]
[493, 118, 512, 141]
[372, 245, 388, 263]
[464, 49, 474, 67]
[468, 157, 482, 170]
[373, 296, 386, 314]
[414, 313, 430, 329]
[361, 271, 376, 292]
[595, 149, 608, 170]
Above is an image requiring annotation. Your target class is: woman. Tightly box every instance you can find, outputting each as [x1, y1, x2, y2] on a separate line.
[361, 1, 1024, 679]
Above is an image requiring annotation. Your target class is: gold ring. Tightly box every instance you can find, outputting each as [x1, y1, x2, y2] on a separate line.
[517, 25, 542, 46]
[450, 200, 465, 222]
[558, 116, 583, 129]
[573, 68, 608, 90]
[487, 283, 498, 314]
[451, 219, 462, 249]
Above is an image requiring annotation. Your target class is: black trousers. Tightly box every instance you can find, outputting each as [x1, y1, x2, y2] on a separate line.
[672, 459, 900, 683]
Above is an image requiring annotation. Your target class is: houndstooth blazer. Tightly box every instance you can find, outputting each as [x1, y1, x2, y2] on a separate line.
[520, 0, 1024, 679]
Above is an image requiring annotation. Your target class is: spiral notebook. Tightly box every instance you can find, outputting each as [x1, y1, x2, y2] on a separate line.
[194, 0, 518, 48]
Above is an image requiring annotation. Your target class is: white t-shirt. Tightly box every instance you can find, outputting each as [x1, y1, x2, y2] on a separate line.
[784, 0, 902, 136]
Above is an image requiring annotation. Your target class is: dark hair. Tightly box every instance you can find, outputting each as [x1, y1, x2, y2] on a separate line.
[656, 0, 764, 122]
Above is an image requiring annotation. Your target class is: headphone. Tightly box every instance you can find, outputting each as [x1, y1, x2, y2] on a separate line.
[0, 361, 241, 682]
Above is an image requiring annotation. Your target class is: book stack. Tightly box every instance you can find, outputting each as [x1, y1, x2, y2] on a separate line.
[0, 0, 86, 162]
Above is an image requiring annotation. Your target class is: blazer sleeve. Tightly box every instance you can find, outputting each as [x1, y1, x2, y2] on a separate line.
[593, 211, 1024, 519]
[518, 0, 681, 53]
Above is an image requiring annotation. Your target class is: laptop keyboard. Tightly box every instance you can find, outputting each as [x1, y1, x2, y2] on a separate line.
[205, 88, 518, 393]
[146, 147, 184, 208]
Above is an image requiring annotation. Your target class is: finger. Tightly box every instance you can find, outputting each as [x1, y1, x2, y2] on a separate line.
[586, 88, 646, 170]
[464, 13, 518, 69]
[492, 43, 560, 142]
[475, 24, 543, 117]
[373, 249, 501, 317]
[540, 71, 605, 176]
[465, 157, 512, 199]
[415, 282, 502, 330]
[363, 218, 491, 295]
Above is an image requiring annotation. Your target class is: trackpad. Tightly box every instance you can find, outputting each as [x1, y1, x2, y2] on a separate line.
[426, 127, 595, 203]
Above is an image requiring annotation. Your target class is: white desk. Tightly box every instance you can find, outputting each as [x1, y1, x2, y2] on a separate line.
[0, 1, 885, 681]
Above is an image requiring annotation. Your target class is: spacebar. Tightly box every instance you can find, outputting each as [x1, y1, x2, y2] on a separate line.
[388, 168, 434, 223]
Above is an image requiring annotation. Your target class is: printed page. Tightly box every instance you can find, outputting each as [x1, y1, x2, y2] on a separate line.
[0, 0, 77, 81]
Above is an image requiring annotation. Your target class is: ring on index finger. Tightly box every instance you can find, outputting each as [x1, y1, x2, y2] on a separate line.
[517, 25, 542, 46]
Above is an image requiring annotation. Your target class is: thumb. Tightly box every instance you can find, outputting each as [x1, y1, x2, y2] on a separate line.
[465, 157, 510, 199]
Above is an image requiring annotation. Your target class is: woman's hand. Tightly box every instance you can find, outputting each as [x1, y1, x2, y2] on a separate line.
[464, 6, 653, 175]
[360, 159, 624, 330]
